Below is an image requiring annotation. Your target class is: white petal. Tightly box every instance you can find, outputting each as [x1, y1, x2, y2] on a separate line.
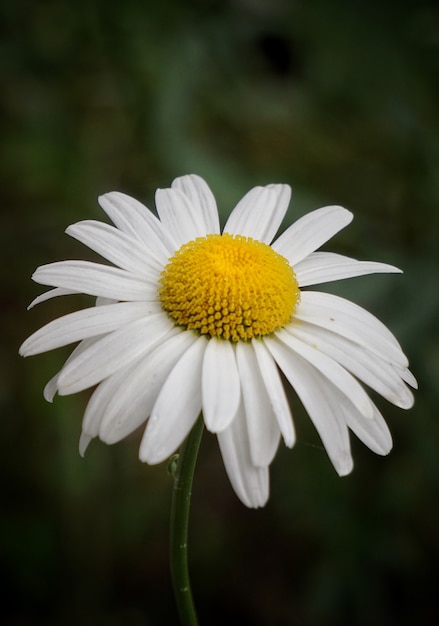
[287, 321, 414, 409]
[171, 174, 220, 234]
[295, 252, 402, 287]
[224, 185, 288, 243]
[66, 220, 163, 275]
[99, 191, 176, 257]
[19, 302, 159, 356]
[236, 342, 281, 467]
[155, 187, 210, 248]
[217, 403, 269, 508]
[80, 370, 118, 438]
[32, 260, 158, 301]
[82, 329, 194, 443]
[252, 339, 296, 447]
[44, 337, 101, 402]
[44, 375, 59, 403]
[272, 205, 353, 265]
[95, 296, 117, 306]
[394, 364, 418, 389]
[28, 287, 78, 310]
[265, 336, 353, 476]
[80, 339, 148, 439]
[99, 330, 197, 444]
[343, 401, 392, 455]
[79, 432, 93, 456]
[265, 184, 292, 240]
[276, 328, 375, 419]
[139, 335, 207, 464]
[57, 313, 174, 394]
[296, 291, 409, 367]
[202, 339, 241, 433]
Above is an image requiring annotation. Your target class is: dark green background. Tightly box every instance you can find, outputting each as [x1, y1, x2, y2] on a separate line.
[2, 0, 438, 624]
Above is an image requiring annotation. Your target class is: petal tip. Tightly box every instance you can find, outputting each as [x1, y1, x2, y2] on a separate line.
[335, 454, 354, 477]
[79, 432, 93, 457]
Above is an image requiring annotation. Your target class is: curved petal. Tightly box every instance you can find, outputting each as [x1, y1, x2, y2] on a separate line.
[202, 339, 241, 433]
[224, 185, 288, 243]
[19, 301, 160, 356]
[98, 191, 176, 257]
[66, 221, 163, 275]
[56, 313, 175, 395]
[394, 364, 418, 389]
[236, 342, 281, 467]
[275, 329, 374, 419]
[155, 187, 211, 247]
[217, 402, 269, 508]
[265, 336, 353, 476]
[44, 337, 101, 402]
[172, 174, 220, 235]
[79, 432, 93, 456]
[79, 330, 170, 444]
[294, 252, 402, 287]
[32, 261, 158, 302]
[296, 291, 408, 367]
[44, 374, 60, 403]
[287, 321, 414, 409]
[80, 351, 133, 439]
[139, 335, 208, 464]
[272, 206, 353, 265]
[252, 339, 296, 447]
[99, 330, 197, 444]
[27, 287, 78, 310]
[343, 401, 392, 456]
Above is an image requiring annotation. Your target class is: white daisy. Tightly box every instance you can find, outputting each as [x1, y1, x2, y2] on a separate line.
[20, 174, 416, 508]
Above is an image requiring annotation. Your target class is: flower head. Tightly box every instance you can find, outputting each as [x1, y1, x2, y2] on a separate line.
[20, 175, 416, 507]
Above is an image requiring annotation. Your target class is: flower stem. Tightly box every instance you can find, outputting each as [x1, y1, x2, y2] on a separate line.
[169, 417, 204, 626]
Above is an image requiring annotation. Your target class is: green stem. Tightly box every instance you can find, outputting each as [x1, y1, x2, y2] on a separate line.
[170, 417, 204, 626]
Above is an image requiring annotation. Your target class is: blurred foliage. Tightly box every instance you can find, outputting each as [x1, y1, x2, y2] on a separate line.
[1, 0, 438, 624]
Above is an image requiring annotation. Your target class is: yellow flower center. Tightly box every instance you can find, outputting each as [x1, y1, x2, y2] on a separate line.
[159, 234, 300, 341]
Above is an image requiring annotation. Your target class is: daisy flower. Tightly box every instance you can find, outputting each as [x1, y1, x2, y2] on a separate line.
[20, 175, 416, 507]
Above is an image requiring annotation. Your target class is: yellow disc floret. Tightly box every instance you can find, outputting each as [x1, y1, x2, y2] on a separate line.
[159, 233, 300, 341]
